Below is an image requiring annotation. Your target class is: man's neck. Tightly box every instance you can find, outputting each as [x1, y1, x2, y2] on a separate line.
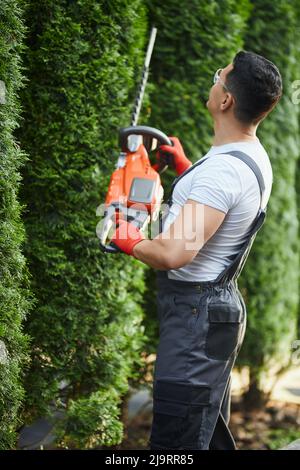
[212, 119, 258, 146]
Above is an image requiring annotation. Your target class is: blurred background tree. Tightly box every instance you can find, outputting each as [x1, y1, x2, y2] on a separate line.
[237, 0, 300, 408]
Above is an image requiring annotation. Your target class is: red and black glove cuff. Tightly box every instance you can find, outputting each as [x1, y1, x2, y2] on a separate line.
[111, 219, 145, 256]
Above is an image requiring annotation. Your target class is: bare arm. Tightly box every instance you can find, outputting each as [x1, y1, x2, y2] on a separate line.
[133, 199, 225, 269]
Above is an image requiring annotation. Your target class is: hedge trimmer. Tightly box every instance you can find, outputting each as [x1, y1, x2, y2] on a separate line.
[98, 27, 172, 253]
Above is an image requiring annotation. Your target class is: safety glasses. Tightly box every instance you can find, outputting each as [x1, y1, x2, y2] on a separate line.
[213, 68, 229, 92]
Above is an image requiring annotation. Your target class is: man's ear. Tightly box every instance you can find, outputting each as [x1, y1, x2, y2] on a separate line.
[220, 93, 234, 111]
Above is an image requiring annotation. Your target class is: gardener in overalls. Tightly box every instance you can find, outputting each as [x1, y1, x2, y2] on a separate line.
[111, 51, 282, 449]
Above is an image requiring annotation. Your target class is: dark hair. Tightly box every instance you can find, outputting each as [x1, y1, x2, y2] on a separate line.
[225, 51, 282, 124]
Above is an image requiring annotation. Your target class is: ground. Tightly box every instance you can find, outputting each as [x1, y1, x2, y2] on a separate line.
[18, 366, 300, 450]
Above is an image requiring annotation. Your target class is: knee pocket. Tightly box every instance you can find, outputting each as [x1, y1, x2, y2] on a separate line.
[151, 379, 211, 449]
[205, 300, 243, 361]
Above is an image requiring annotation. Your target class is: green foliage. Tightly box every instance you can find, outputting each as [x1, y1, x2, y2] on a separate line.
[146, 0, 251, 158]
[267, 427, 300, 450]
[58, 388, 124, 449]
[238, 0, 300, 385]
[18, 0, 148, 448]
[143, 0, 251, 349]
[295, 4, 300, 338]
[0, 0, 31, 449]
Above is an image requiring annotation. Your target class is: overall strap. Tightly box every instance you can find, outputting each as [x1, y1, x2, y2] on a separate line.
[212, 151, 267, 284]
[222, 151, 265, 209]
[167, 156, 210, 206]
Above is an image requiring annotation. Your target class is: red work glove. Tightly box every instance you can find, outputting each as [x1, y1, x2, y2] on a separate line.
[155, 137, 192, 175]
[110, 219, 145, 256]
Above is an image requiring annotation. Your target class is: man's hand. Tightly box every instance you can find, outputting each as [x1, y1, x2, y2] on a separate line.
[110, 219, 145, 256]
[155, 136, 192, 175]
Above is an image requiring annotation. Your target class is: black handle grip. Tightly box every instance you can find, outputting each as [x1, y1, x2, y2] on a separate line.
[99, 241, 121, 254]
[119, 125, 173, 152]
[158, 151, 175, 167]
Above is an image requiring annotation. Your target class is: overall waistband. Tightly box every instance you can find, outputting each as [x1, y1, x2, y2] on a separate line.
[156, 270, 235, 295]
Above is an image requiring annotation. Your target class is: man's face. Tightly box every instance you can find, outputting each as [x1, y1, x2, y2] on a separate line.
[206, 63, 233, 117]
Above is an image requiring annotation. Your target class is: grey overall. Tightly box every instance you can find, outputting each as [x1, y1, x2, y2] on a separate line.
[149, 151, 266, 450]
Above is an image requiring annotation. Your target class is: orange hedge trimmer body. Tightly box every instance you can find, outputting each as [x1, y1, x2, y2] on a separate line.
[98, 126, 172, 253]
[104, 143, 161, 217]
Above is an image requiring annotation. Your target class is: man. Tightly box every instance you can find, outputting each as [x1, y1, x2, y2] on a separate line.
[111, 51, 282, 449]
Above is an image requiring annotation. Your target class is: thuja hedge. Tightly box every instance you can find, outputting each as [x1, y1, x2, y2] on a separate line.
[143, 0, 251, 349]
[18, 0, 148, 448]
[0, 0, 31, 449]
[147, 0, 251, 158]
[238, 0, 300, 402]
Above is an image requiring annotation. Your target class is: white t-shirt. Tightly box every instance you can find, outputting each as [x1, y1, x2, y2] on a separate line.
[162, 139, 273, 281]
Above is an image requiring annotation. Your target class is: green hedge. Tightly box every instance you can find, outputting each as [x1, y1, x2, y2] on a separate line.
[295, 2, 300, 339]
[238, 0, 300, 401]
[0, 0, 31, 449]
[147, 0, 251, 158]
[18, 0, 148, 448]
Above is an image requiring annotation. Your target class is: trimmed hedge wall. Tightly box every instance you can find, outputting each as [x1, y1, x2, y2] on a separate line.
[0, 0, 31, 449]
[18, 0, 148, 448]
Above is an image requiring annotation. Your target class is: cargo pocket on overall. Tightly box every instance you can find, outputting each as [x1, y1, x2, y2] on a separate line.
[205, 300, 243, 361]
[151, 379, 211, 449]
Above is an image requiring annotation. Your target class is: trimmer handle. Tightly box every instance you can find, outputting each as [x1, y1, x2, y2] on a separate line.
[99, 241, 120, 254]
[119, 125, 173, 153]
